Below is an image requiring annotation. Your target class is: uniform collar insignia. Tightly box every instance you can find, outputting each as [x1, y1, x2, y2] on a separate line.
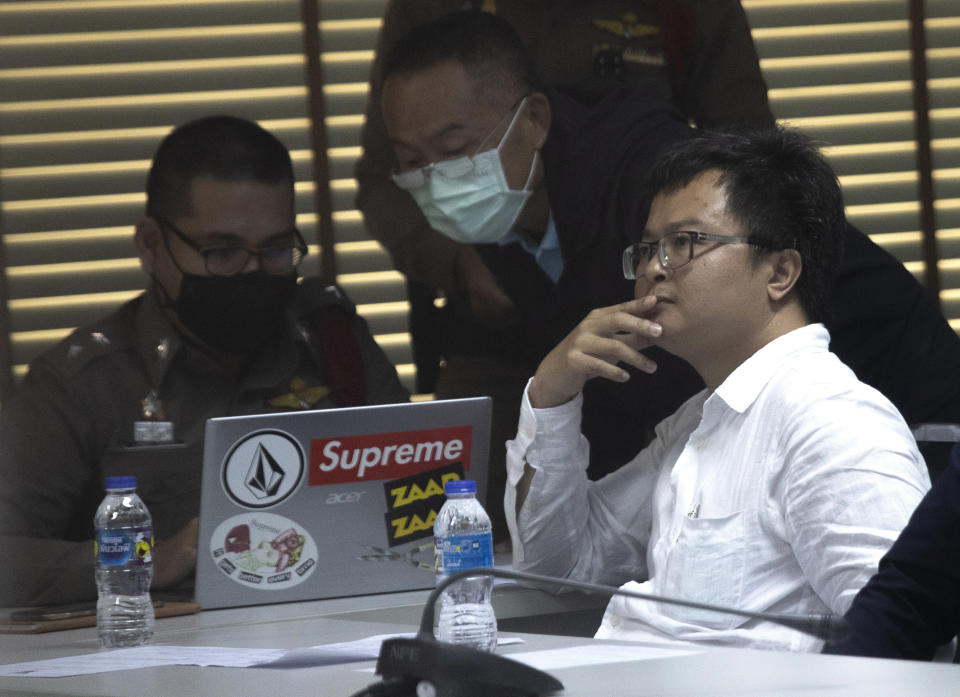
[268, 377, 330, 410]
[593, 12, 659, 40]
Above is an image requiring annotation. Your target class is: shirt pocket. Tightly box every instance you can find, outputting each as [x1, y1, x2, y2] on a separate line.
[100, 442, 200, 540]
[660, 510, 747, 630]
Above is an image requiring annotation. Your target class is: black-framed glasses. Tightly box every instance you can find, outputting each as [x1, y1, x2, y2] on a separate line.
[155, 215, 307, 277]
[622, 230, 771, 279]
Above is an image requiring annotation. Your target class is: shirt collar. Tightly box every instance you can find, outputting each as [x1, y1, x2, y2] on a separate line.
[135, 284, 185, 388]
[499, 211, 563, 283]
[499, 211, 557, 251]
[713, 324, 830, 414]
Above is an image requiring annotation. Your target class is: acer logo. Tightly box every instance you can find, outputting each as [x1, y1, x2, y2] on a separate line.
[325, 491, 366, 504]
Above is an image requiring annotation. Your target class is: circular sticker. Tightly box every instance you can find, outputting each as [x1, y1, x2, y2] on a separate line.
[209, 512, 318, 590]
[221, 430, 304, 508]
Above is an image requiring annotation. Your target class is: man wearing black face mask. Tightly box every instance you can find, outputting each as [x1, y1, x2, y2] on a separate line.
[0, 116, 409, 607]
[147, 212, 302, 355]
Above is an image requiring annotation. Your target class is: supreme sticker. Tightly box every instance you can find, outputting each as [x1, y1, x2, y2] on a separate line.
[309, 426, 472, 486]
[382, 462, 464, 547]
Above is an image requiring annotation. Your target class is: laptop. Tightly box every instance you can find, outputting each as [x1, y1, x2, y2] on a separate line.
[194, 397, 493, 610]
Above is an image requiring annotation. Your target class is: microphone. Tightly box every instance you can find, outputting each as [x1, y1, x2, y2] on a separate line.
[361, 567, 849, 697]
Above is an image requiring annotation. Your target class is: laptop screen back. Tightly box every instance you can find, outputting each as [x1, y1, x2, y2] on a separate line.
[194, 397, 492, 609]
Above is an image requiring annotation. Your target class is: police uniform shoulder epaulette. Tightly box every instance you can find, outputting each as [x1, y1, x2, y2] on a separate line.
[296, 277, 358, 316]
[41, 308, 136, 379]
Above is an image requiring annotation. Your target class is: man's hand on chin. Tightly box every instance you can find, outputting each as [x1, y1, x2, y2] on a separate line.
[529, 295, 663, 409]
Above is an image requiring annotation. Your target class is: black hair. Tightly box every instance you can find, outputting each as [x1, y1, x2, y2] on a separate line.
[381, 10, 542, 107]
[647, 126, 846, 324]
[145, 115, 294, 219]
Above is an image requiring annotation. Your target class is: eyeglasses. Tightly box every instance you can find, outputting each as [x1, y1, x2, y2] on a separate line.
[155, 215, 307, 277]
[392, 96, 528, 191]
[622, 230, 769, 279]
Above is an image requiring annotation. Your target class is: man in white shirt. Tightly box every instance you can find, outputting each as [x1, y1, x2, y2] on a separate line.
[505, 126, 931, 651]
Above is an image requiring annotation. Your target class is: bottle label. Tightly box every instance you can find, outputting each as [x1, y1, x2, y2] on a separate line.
[95, 527, 153, 566]
[435, 533, 493, 577]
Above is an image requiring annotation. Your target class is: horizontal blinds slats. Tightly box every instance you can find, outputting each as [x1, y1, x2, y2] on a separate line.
[0, 0, 410, 386]
[3, 0, 958, 387]
[926, 6, 960, 326]
[745, 0, 960, 332]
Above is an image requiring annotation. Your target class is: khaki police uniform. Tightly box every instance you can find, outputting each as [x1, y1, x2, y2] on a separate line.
[0, 278, 408, 606]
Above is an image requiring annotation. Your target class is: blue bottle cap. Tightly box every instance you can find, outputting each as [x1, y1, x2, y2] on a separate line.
[444, 479, 476, 495]
[104, 475, 137, 490]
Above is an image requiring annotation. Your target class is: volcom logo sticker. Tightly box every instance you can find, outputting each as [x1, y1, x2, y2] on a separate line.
[221, 430, 304, 509]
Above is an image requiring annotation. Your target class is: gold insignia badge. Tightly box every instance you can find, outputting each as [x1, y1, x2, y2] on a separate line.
[593, 12, 659, 40]
[268, 377, 331, 410]
[140, 390, 166, 421]
[134, 389, 175, 443]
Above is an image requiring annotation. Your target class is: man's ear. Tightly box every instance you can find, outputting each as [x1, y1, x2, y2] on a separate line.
[767, 248, 802, 302]
[134, 217, 163, 275]
[525, 91, 551, 149]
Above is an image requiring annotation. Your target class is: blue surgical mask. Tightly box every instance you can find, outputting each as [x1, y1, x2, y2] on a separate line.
[392, 97, 538, 245]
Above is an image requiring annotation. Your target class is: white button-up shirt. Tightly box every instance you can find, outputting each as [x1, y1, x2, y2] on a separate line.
[505, 324, 930, 651]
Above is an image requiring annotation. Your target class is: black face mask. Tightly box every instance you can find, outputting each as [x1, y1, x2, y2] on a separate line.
[172, 271, 298, 354]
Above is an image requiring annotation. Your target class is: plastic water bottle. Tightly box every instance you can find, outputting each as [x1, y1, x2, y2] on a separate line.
[94, 476, 155, 648]
[434, 479, 497, 652]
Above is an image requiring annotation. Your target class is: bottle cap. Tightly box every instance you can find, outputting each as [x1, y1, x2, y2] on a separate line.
[104, 475, 137, 490]
[444, 479, 476, 495]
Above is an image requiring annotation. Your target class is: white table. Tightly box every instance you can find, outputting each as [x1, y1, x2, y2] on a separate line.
[1, 585, 956, 696]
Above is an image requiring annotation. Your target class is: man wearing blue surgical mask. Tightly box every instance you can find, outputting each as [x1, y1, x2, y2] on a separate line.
[373, 9, 960, 552]
[390, 94, 542, 248]
[379, 11, 702, 542]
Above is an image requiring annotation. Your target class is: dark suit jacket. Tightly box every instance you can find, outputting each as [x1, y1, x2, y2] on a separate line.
[824, 442, 960, 660]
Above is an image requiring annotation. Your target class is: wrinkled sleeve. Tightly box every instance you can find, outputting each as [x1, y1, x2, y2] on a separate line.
[781, 394, 930, 616]
[505, 379, 658, 586]
[0, 361, 99, 606]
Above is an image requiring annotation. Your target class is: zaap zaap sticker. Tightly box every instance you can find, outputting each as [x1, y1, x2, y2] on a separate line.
[209, 512, 318, 590]
[382, 462, 465, 547]
[221, 430, 304, 509]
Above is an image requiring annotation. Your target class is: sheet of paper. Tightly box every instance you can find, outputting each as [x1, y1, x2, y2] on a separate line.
[257, 633, 413, 668]
[508, 643, 697, 671]
[0, 634, 412, 678]
[267, 634, 520, 669]
[0, 634, 525, 678]
[0, 645, 288, 678]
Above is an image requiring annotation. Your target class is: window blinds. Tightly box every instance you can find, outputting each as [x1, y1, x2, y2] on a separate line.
[1, 0, 958, 400]
[0, 0, 413, 393]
